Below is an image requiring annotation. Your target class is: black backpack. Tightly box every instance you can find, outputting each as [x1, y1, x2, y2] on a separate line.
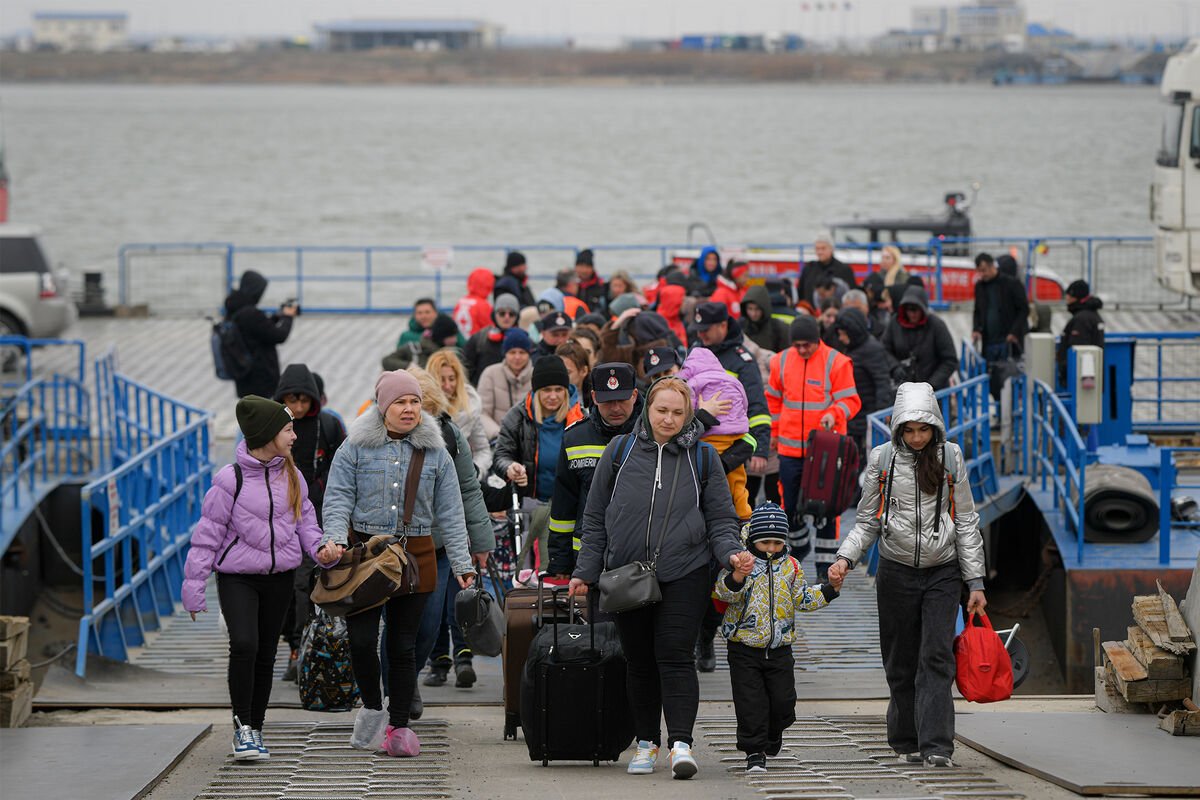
[211, 317, 254, 381]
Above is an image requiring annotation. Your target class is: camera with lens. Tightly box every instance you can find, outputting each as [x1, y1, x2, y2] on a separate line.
[281, 298, 302, 316]
[891, 356, 917, 384]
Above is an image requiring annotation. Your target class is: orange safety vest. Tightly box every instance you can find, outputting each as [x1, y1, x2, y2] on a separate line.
[765, 341, 861, 458]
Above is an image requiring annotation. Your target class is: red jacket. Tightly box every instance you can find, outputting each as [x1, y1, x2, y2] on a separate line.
[454, 268, 495, 337]
[709, 275, 744, 318]
[766, 342, 861, 458]
[649, 280, 687, 343]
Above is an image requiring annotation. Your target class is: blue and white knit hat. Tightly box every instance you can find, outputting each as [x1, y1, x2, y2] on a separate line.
[747, 502, 790, 545]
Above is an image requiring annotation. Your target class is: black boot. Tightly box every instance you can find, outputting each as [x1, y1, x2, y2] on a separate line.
[423, 655, 451, 687]
[409, 683, 423, 720]
[696, 637, 716, 673]
[454, 649, 476, 688]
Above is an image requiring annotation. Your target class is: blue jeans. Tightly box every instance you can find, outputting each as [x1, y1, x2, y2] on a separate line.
[414, 548, 460, 676]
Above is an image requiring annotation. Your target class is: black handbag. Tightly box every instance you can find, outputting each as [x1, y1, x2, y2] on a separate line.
[598, 455, 682, 614]
[455, 557, 505, 657]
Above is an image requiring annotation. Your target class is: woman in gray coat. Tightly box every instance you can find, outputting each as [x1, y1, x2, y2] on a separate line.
[827, 382, 986, 769]
[570, 377, 751, 781]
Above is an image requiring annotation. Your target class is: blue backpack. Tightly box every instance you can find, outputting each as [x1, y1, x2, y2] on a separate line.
[610, 432, 713, 493]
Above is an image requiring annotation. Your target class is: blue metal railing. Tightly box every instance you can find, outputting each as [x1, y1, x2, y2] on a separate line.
[0, 338, 92, 548]
[1028, 378, 1088, 565]
[116, 234, 1173, 315]
[1158, 448, 1200, 566]
[1116, 331, 1200, 432]
[74, 352, 212, 676]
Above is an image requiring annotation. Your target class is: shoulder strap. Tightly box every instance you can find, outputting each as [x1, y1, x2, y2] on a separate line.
[694, 441, 712, 484]
[943, 442, 956, 523]
[788, 555, 801, 590]
[615, 433, 636, 470]
[874, 442, 892, 522]
[232, 463, 243, 506]
[403, 449, 425, 527]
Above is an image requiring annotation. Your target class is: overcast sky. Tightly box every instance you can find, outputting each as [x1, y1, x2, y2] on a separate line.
[3, 0, 1196, 41]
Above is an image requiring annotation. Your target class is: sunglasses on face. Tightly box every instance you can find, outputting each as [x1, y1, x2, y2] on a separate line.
[496, 310, 518, 318]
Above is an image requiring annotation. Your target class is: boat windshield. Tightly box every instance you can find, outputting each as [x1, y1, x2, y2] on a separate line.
[1157, 98, 1185, 168]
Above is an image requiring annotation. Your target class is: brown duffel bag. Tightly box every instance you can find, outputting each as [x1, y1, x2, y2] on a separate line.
[311, 450, 426, 617]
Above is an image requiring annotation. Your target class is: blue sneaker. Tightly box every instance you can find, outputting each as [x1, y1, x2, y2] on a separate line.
[232, 718, 261, 761]
[627, 740, 659, 774]
[251, 729, 269, 759]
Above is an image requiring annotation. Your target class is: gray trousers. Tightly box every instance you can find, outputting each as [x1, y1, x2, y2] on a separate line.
[875, 557, 961, 758]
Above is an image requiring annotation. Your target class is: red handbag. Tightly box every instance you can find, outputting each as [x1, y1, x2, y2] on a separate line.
[954, 612, 1014, 703]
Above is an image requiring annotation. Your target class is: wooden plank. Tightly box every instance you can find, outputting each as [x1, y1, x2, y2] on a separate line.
[0, 628, 28, 672]
[0, 681, 32, 728]
[1158, 709, 1200, 736]
[1111, 667, 1192, 704]
[0, 617, 29, 640]
[0, 660, 30, 691]
[1103, 641, 1148, 681]
[1134, 596, 1197, 656]
[1126, 626, 1185, 679]
[1157, 580, 1194, 643]
[1095, 666, 1148, 714]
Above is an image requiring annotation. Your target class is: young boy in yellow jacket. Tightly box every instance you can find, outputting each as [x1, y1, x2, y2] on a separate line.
[715, 502, 843, 773]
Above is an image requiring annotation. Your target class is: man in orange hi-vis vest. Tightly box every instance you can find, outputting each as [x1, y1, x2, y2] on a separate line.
[766, 315, 860, 581]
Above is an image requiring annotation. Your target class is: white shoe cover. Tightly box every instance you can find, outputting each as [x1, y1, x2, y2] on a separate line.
[351, 707, 388, 750]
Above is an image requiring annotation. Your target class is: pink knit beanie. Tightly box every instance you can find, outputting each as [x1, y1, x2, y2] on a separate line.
[375, 370, 422, 412]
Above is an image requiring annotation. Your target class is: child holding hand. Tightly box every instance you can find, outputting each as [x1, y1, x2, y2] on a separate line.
[715, 502, 843, 773]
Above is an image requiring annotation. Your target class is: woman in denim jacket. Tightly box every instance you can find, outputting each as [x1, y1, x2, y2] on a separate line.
[318, 370, 475, 757]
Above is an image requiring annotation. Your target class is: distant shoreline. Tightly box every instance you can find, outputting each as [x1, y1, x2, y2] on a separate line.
[0, 50, 1020, 85]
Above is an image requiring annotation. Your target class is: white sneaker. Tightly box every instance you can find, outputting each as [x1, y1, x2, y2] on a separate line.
[627, 740, 659, 774]
[669, 742, 698, 780]
[350, 706, 389, 750]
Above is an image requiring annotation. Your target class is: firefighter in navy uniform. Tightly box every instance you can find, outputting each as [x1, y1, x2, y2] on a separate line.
[547, 363, 643, 578]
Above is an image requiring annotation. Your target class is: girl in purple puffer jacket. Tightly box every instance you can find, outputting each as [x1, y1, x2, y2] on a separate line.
[183, 395, 337, 762]
[678, 347, 753, 519]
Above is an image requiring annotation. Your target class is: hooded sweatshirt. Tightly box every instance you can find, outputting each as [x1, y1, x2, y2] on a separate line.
[224, 270, 293, 399]
[881, 285, 959, 391]
[692, 246, 722, 294]
[1056, 294, 1104, 380]
[835, 382, 984, 588]
[832, 309, 894, 443]
[454, 268, 495, 337]
[740, 283, 791, 353]
[678, 347, 750, 437]
[273, 364, 345, 517]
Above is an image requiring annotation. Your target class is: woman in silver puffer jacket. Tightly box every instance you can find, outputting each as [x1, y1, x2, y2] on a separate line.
[827, 382, 986, 769]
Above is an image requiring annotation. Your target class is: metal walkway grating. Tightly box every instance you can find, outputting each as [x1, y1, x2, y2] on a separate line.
[711, 555, 882, 672]
[699, 714, 1026, 800]
[129, 580, 290, 679]
[194, 720, 452, 800]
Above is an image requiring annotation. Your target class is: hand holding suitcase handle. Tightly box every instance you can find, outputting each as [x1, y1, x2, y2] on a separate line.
[819, 412, 835, 431]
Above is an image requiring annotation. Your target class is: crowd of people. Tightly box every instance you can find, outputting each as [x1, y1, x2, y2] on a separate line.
[186, 244, 1103, 777]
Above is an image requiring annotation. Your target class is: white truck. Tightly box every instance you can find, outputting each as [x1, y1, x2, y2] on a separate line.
[1153, 39, 1200, 296]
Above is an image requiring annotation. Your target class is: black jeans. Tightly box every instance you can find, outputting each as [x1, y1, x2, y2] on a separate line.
[727, 641, 796, 755]
[745, 473, 781, 508]
[614, 564, 711, 748]
[347, 591, 430, 727]
[875, 558, 961, 758]
[778, 455, 837, 573]
[216, 570, 294, 730]
[282, 554, 316, 650]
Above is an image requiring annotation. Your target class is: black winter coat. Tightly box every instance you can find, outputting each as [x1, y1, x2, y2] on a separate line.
[740, 284, 791, 353]
[882, 286, 959, 391]
[972, 272, 1029, 351]
[833, 309, 894, 444]
[799, 257, 858, 307]
[225, 270, 293, 399]
[1056, 295, 1105, 382]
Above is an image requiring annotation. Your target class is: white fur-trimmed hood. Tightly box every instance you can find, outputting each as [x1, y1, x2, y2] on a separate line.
[347, 408, 446, 451]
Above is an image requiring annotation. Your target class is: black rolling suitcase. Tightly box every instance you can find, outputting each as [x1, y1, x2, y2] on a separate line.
[519, 584, 634, 766]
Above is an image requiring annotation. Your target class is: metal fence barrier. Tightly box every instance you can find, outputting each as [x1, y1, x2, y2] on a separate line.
[1028, 378, 1088, 565]
[115, 234, 1189, 316]
[74, 350, 212, 676]
[1158, 447, 1200, 566]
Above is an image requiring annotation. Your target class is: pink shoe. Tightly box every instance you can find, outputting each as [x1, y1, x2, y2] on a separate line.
[382, 725, 420, 757]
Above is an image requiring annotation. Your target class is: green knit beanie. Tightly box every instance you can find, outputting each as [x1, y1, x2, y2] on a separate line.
[236, 395, 293, 450]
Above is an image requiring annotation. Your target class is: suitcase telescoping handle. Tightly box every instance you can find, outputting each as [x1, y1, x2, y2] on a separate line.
[485, 554, 507, 611]
[537, 574, 595, 651]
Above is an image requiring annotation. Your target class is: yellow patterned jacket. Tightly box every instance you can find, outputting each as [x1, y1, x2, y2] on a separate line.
[715, 555, 837, 649]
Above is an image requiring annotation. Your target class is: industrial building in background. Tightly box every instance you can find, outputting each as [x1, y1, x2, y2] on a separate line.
[314, 19, 500, 52]
[32, 11, 128, 52]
